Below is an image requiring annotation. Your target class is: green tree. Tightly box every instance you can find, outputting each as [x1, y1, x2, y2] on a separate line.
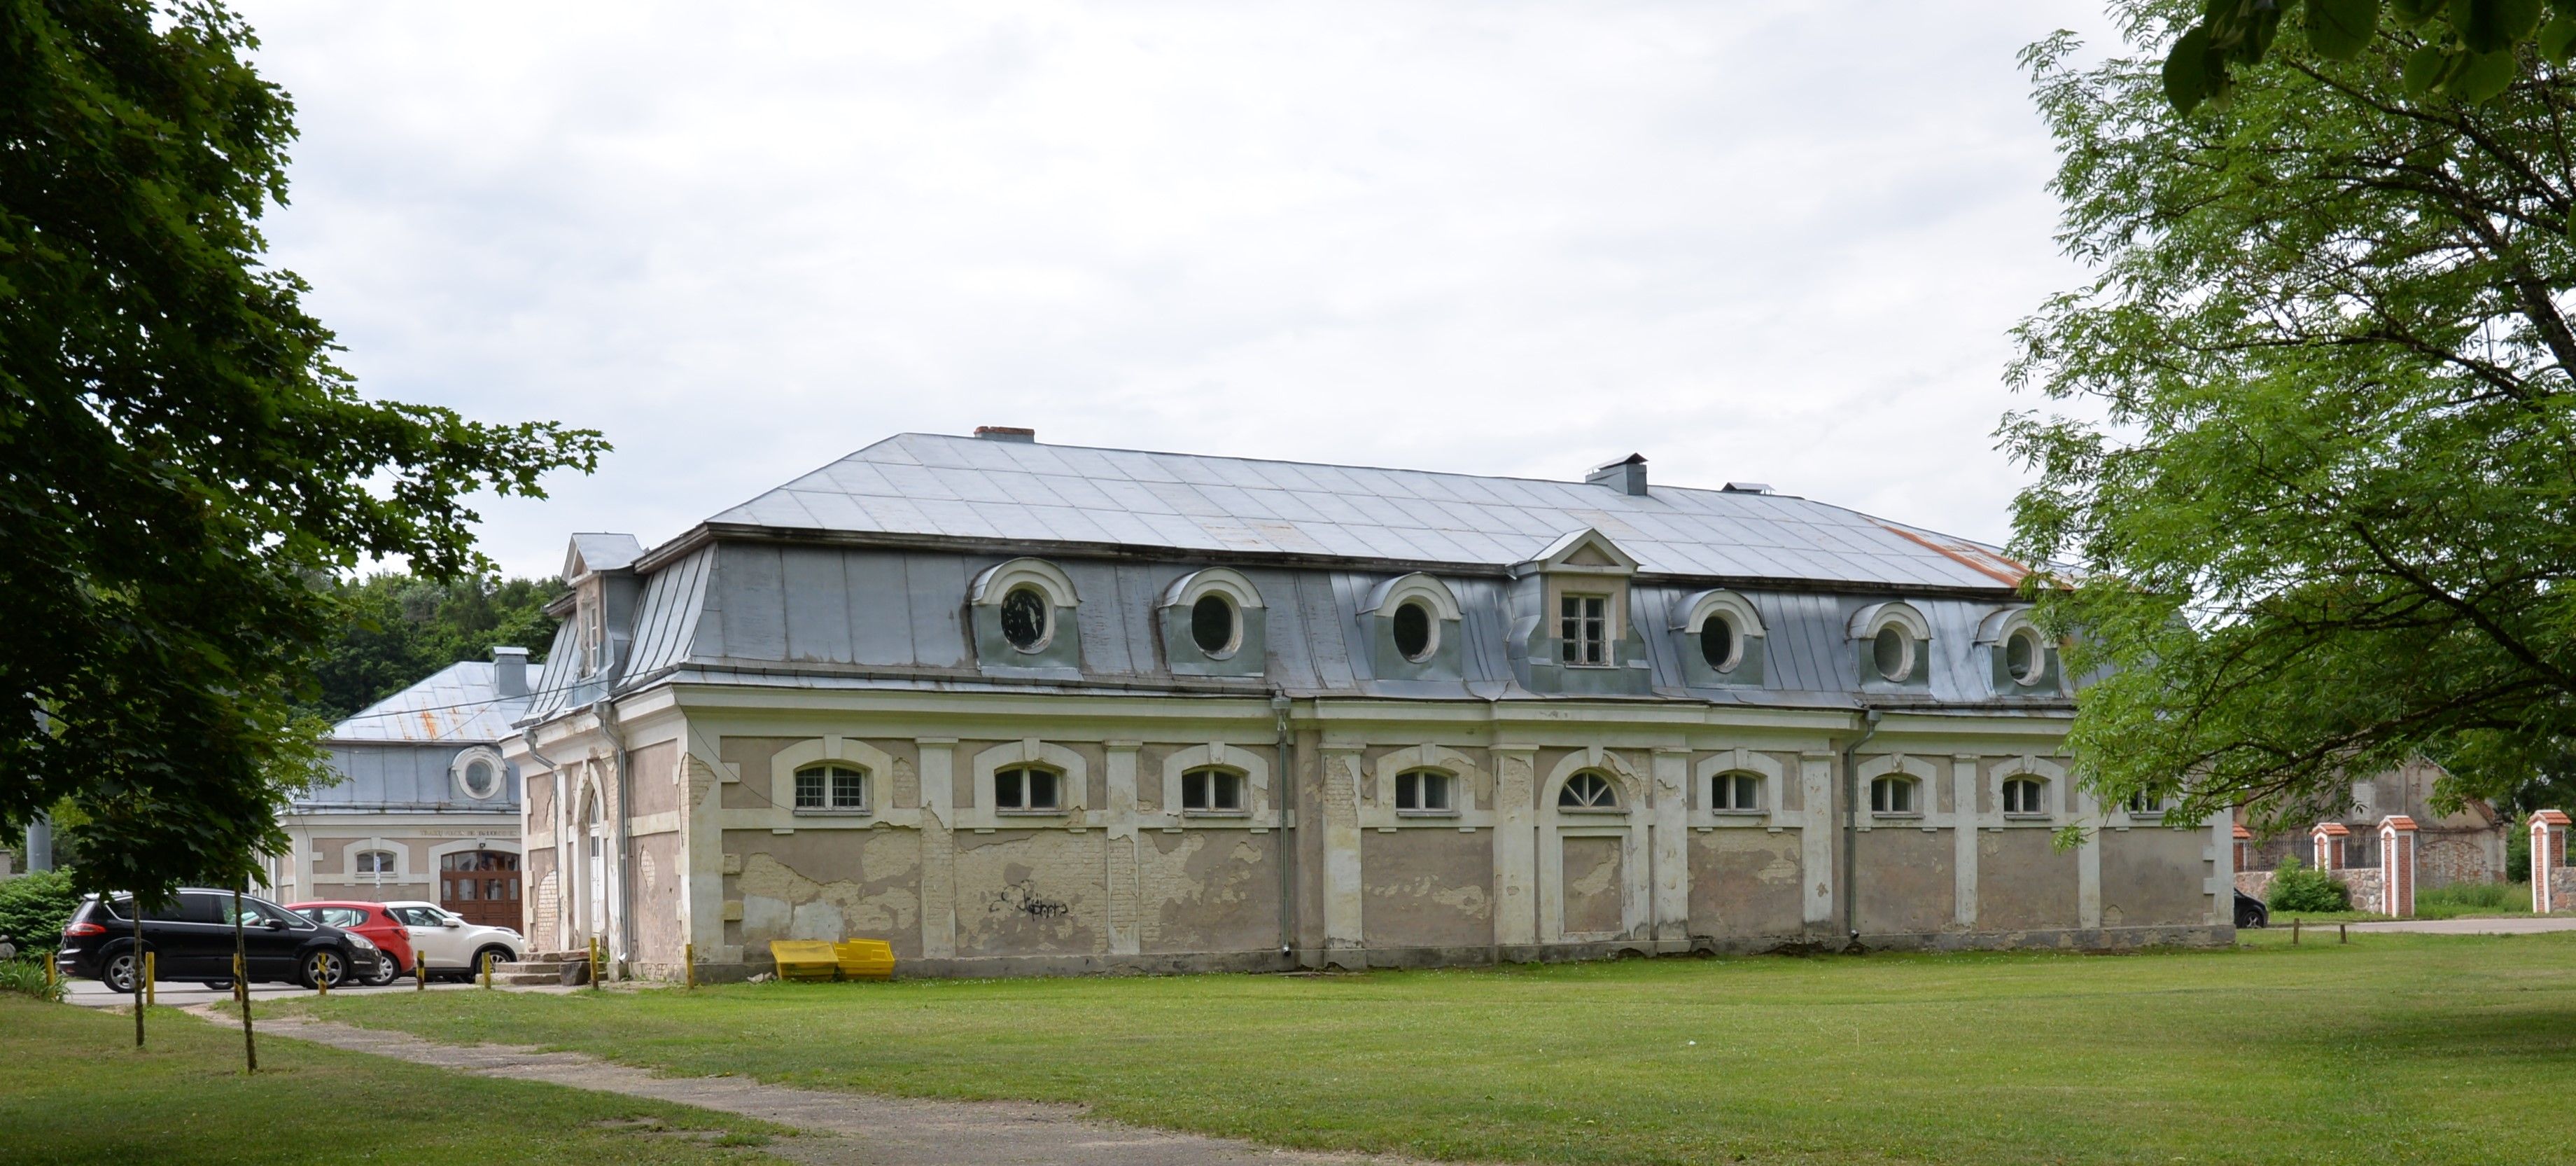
[2006, 3, 2576, 834]
[1, 1, 606, 899]
[2164, 0, 2576, 113]
[307, 573, 565, 723]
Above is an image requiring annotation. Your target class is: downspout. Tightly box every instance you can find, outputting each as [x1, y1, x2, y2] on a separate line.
[524, 728, 566, 952]
[1841, 707, 1883, 947]
[598, 697, 636, 976]
[1273, 692, 1296, 964]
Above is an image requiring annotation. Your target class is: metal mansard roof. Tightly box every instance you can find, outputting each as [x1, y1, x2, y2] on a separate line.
[689, 433, 2030, 592]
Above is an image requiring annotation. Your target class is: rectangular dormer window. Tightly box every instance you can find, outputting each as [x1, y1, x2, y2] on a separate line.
[1561, 595, 1609, 665]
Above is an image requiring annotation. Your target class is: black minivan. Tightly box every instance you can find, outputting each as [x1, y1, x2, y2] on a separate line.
[56, 889, 384, 990]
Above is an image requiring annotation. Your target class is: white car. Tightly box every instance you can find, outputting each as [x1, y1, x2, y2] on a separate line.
[383, 901, 524, 980]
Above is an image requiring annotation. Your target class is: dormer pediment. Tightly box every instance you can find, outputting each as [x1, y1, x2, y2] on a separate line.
[1518, 527, 1639, 576]
[562, 532, 644, 583]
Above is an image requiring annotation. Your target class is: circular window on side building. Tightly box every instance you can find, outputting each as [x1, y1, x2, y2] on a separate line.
[1000, 585, 1052, 652]
[1189, 592, 1239, 657]
[1391, 599, 1436, 662]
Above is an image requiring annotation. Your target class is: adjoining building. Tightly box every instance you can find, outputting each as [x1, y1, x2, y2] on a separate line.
[2235, 758, 2510, 886]
[502, 430, 2233, 980]
[262, 649, 542, 925]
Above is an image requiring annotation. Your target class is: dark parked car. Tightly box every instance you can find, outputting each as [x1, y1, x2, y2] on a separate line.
[56, 889, 383, 991]
[2234, 888, 2270, 929]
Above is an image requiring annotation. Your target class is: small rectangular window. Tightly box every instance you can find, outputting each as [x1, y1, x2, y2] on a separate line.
[1714, 774, 1760, 812]
[1182, 769, 1247, 813]
[795, 770, 825, 809]
[1871, 777, 1915, 814]
[997, 767, 1061, 812]
[832, 769, 866, 809]
[1560, 595, 1609, 666]
[1395, 770, 1454, 813]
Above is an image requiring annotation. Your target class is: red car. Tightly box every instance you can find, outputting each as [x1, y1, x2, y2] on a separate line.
[286, 901, 419, 986]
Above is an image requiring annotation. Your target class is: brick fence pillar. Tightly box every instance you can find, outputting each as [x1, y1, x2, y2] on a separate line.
[2377, 815, 2416, 918]
[2534, 811, 2570, 914]
[2311, 821, 2349, 870]
[2233, 825, 2253, 873]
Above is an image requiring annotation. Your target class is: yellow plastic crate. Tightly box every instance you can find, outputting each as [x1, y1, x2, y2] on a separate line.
[834, 938, 895, 981]
[767, 940, 841, 982]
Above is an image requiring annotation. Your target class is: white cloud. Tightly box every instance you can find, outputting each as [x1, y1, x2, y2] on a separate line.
[239, 1, 2121, 578]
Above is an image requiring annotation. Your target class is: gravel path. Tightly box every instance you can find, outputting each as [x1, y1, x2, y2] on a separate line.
[183, 1006, 1432, 1166]
[2342, 916, 2576, 935]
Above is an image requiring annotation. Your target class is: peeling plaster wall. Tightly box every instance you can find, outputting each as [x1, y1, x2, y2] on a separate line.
[631, 831, 687, 963]
[719, 737, 804, 810]
[1856, 828, 1955, 935]
[953, 829, 1107, 956]
[722, 828, 925, 958]
[1361, 830, 1493, 949]
[2101, 827, 2208, 928]
[1560, 835, 1625, 935]
[627, 742, 682, 817]
[1138, 830, 1279, 954]
[526, 847, 556, 938]
[1976, 830, 2078, 931]
[526, 770, 554, 828]
[1687, 829, 1802, 937]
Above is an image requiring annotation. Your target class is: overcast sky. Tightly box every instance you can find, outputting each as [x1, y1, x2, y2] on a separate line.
[237, 2, 2124, 581]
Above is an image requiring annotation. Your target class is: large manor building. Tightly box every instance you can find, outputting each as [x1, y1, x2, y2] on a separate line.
[501, 430, 2233, 979]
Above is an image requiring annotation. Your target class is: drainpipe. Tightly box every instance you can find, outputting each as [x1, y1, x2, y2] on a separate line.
[524, 728, 566, 952]
[1273, 693, 1296, 963]
[1841, 707, 1883, 945]
[598, 697, 636, 976]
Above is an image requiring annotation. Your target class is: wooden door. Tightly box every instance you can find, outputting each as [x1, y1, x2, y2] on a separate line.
[439, 851, 522, 928]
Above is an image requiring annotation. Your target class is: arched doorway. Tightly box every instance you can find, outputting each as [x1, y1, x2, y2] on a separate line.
[582, 788, 606, 941]
[440, 849, 522, 928]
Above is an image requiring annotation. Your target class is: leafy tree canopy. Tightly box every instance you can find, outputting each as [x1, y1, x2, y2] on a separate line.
[2010, 1, 2576, 835]
[307, 574, 565, 723]
[2167, 0, 2576, 113]
[1, 1, 606, 898]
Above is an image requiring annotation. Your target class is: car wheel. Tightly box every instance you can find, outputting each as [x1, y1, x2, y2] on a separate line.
[361, 957, 400, 987]
[470, 945, 515, 978]
[103, 951, 140, 994]
[299, 948, 347, 990]
[201, 979, 236, 991]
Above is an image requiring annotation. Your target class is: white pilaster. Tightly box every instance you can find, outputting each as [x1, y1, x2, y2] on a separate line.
[1320, 742, 1366, 964]
[1491, 744, 1539, 948]
[1953, 754, 1980, 929]
[1800, 751, 1835, 927]
[1651, 747, 1691, 945]
[916, 737, 957, 960]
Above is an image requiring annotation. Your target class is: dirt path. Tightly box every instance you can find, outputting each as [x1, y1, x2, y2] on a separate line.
[183, 1006, 1429, 1166]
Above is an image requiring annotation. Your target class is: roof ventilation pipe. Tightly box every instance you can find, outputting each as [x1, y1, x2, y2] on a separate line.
[974, 426, 1037, 443]
[491, 646, 531, 698]
[1586, 453, 1648, 496]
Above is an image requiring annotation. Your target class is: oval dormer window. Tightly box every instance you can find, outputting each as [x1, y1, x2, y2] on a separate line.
[1701, 613, 1739, 672]
[1000, 586, 1051, 652]
[1392, 600, 1435, 662]
[1872, 625, 1911, 681]
[1190, 592, 1238, 656]
[2005, 626, 2045, 684]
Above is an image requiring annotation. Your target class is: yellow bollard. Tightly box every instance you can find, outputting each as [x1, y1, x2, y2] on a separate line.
[589, 937, 602, 991]
[144, 952, 155, 1007]
[684, 942, 696, 990]
[416, 952, 428, 992]
[316, 956, 328, 997]
[481, 951, 494, 990]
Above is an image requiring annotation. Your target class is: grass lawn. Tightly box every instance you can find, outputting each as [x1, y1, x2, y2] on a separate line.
[288, 928, 2576, 1166]
[0, 996, 793, 1165]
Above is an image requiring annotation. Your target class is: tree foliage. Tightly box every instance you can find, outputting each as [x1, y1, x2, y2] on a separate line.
[0, 1, 606, 898]
[307, 574, 564, 723]
[2166, 0, 2576, 113]
[2008, 2, 2576, 833]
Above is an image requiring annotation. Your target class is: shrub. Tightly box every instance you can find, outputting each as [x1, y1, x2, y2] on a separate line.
[2266, 854, 2351, 913]
[0, 870, 85, 954]
[0, 959, 64, 1003]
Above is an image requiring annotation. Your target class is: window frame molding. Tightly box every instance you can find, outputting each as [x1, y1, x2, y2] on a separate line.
[1536, 746, 1652, 943]
[970, 739, 1091, 825]
[1674, 590, 1767, 686]
[769, 736, 894, 821]
[1362, 572, 1464, 676]
[1856, 752, 1942, 824]
[1984, 755, 2070, 828]
[450, 745, 510, 803]
[1974, 605, 2062, 695]
[968, 557, 1082, 669]
[1363, 744, 1492, 830]
[1849, 601, 1933, 687]
[1159, 567, 1268, 675]
[1690, 747, 1785, 827]
[1159, 742, 1272, 825]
